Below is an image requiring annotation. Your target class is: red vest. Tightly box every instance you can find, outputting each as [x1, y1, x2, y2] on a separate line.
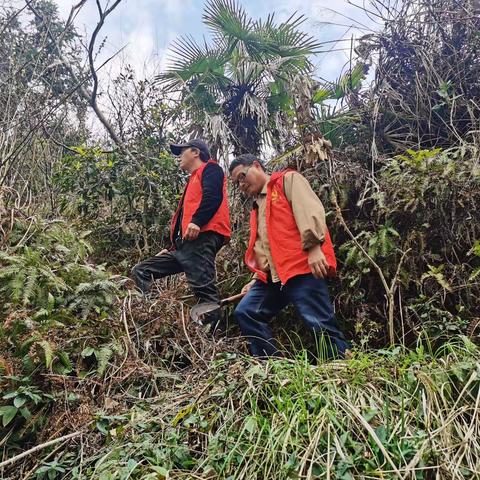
[170, 160, 231, 243]
[245, 170, 337, 284]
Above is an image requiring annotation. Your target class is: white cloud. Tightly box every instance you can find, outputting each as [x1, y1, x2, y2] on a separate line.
[51, 0, 378, 84]
[54, 0, 196, 80]
[9, 0, 378, 83]
[248, 0, 378, 81]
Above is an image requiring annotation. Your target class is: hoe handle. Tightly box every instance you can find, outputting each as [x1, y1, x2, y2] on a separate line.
[219, 292, 246, 306]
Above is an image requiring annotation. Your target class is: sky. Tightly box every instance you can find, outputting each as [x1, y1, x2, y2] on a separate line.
[52, 0, 380, 83]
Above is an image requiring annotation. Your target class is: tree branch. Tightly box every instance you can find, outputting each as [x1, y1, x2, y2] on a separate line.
[24, 0, 125, 146]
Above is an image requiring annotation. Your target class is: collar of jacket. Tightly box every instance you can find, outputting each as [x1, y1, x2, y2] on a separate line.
[253, 174, 270, 207]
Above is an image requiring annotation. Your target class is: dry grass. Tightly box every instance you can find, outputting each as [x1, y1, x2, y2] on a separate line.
[3, 336, 478, 479]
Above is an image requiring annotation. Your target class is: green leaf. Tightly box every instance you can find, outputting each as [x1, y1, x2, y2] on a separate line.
[54, 350, 73, 374]
[245, 364, 267, 380]
[244, 415, 257, 434]
[81, 347, 95, 358]
[96, 419, 109, 435]
[2, 392, 17, 400]
[421, 265, 453, 292]
[150, 465, 169, 478]
[38, 340, 54, 369]
[0, 406, 18, 426]
[313, 87, 333, 103]
[96, 346, 113, 377]
[47, 292, 55, 310]
[13, 395, 27, 408]
[362, 408, 379, 422]
[469, 267, 480, 281]
[20, 407, 31, 421]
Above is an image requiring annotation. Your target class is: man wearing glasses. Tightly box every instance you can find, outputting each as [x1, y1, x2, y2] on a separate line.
[132, 139, 230, 330]
[229, 154, 348, 358]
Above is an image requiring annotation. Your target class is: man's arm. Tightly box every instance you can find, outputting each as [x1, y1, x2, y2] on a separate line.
[184, 163, 224, 240]
[284, 171, 330, 278]
[191, 162, 224, 226]
[284, 171, 326, 249]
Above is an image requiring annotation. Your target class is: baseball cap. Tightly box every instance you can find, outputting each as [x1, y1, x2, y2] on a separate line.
[169, 139, 211, 162]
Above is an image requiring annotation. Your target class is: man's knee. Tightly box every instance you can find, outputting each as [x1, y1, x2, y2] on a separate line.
[233, 299, 251, 321]
[131, 263, 143, 280]
[233, 299, 261, 334]
[130, 262, 151, 293]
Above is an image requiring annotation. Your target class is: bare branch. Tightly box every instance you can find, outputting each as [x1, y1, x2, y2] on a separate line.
[24, 0, 125, 147]
[58, 0, 89, 47]
[88, 0, 123, 106]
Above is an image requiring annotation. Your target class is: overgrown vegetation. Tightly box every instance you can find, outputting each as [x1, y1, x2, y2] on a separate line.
[1, 0, 479, 478]
[56, 338, 480, 479]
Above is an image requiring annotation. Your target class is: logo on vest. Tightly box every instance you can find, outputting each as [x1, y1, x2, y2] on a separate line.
[271, 188, 280, 204]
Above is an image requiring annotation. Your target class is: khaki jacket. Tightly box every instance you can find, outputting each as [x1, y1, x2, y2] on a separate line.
[253, 171, 327, 282]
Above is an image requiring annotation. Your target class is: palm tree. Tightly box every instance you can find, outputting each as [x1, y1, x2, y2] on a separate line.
[157, 0, 320, 159]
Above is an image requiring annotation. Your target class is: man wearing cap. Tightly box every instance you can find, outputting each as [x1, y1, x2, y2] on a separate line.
[229, 154, 349, 358]
[131, 139, 231, 329]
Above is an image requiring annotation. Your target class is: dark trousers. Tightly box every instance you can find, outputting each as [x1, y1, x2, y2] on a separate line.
[234, 274, 349, 358]
[131, 231, 224, 323]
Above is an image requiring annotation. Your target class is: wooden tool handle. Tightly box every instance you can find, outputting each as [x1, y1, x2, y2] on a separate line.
[219, 292, 246, 305]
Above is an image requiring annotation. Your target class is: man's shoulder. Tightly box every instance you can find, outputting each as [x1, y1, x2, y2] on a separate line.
[282, 170, 308, 188]
[283, 170, 304, 179]
[203, 162, 224, 178]
[204, 161, 223, 172]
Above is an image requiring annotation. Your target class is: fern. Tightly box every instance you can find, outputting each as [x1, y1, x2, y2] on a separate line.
[469, 268, 480, 281]
[345, 244, 360, 266]
[10, 272, 26, 304]
[421, 265, 453, 292]
[68, 278, 118, 319]
[22, 267, 38, 306]
[0, 251, 18, 263]
[37, 340, 54, 370]
[96, 346, 113, 377]
[368, 224, 399, 258]
[0, 245, 70, 308]
[0, 264, 21, 278]
[468, 241, 480, 281]
[53, 350, 73, 374]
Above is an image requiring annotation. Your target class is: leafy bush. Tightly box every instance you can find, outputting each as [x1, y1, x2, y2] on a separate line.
[322, 146, 480, 345]
[53, 147, 184, 262]
[0, 217, 122, 380]
[0, 219, 118, 318]
[0, 216, 126, 452]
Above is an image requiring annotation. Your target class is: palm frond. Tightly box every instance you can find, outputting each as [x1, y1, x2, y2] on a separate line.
[203, 0, 253, 44]
[255, 12, 321, 66]
[157, 36, 230, 94]
[204, 0, 273, 63]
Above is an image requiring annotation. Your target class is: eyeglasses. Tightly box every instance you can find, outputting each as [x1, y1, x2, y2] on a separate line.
[233, 166, 251, 188]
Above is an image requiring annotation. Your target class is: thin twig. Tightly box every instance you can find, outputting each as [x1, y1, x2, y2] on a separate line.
[0, 431, 83, 469]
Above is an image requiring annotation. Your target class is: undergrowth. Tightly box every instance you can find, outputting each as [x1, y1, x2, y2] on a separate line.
[4, 337, 477, 479]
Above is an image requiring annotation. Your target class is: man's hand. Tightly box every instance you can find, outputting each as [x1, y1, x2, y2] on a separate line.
[241, 279, 256, 294]
[308, 244, 329, 279]
[155, 249, 169, 256]
[183, 223, 200, 241]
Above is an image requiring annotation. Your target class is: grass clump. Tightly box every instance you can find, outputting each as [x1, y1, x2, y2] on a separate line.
[38, 336, 480, 480]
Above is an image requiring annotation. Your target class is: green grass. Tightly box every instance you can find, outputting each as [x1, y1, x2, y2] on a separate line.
[35, 336, 480, 480]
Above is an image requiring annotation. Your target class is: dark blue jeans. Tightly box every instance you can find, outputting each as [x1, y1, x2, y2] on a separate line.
[234, 274, 349, 358]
